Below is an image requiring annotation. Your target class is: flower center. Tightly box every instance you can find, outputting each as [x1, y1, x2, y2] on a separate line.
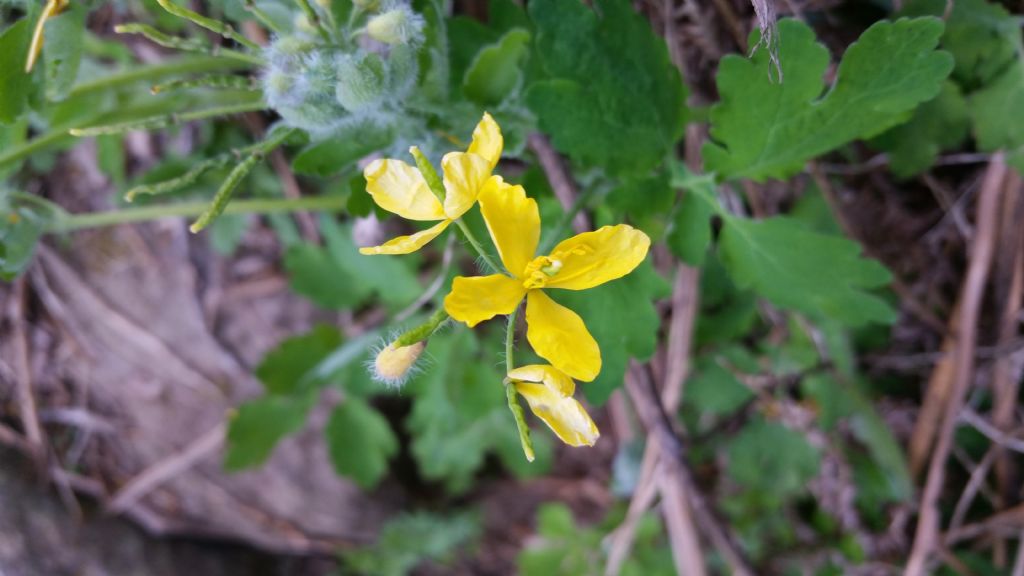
[522, 256, 562, 289]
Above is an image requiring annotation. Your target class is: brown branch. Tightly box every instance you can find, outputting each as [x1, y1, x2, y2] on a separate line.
[527, 133, 590, 233]
[625, 362, 755, 576]
[904, 155, 1007, 576]
[8, 276, 45, 464]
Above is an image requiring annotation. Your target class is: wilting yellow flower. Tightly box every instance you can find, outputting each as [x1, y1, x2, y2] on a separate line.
[508, 364, 598, 447]
[359, 113, 502, 255]
[444, 182, 650, 381]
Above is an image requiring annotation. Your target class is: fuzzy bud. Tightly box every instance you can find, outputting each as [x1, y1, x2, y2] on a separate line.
[372, 341, 425, 386]
[335, 53, 387, 113]
[366, 5, 424, 46]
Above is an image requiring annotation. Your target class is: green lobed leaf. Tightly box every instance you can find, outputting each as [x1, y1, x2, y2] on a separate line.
[341, 512, 479, 576]
[256, 324, 344, 395]
[324, 398, 399, 489]
[526, 0, 686, 175]
[552, 260, 671, 406]
[462, 28, 530, 106]
[901, 0, 1021, 87]
[223, 392, 316, 470]
[42, 4, 86, 101]
[0, 20, 33, 124]
[969, 63, 1024, 154]
[666, 167, 720, 266]
[704, 17, 953, 181]
[727, 419, 821, 500]
[718, 216, 896, 326]
[284, 243, 370, 309]
[871, 80, 969, 178]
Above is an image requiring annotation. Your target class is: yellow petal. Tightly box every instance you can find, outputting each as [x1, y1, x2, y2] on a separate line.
[359, 220, 450, 255]
[544, 225, 651, 291]
[444, 274, 527, 327]
[514, 381, 599, 447]
[467, 112, 503, 169]
[441, 152, 491, 219]
[479, 176, 539, 277]
[507, 364, 575, 396]
[525, 290, 601, 382]
[364, 158, 445, 221]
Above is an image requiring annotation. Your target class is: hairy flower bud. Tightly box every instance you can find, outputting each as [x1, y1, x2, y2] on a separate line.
[335, 53, 387, 113]
[372, 341, 425, 387]
[366, 5, 424, 46]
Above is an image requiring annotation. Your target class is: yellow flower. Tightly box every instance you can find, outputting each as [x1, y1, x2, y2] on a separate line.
[444, 181, 650, 381]
[359, 113, 502, 255]
[508, 364, 598, 447]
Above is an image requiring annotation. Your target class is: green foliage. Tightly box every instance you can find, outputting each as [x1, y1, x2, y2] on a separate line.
[704, 17, 952, 181]
[463, 28, 530, 106]
[685, 352, 755, 417]
[340, 512, 479, 576]
[518, 504, 674, 576]
[0, 191, 56, 280]
[0, 20, 32, 124]
[552, 260, 671, 405]
[527, 0, 686, 175]
[224, 392, 315, 469]
[902, 0, 1021, 87]
[969, 64, 1024, 153]
[406, 329, 550, 492]
[325, 398, 398, 489]
[256, 324, 343, 395]
[285, 217, 421, 311]
[291, 122, 395, 177]
[871, 81, 969, 178]
[727, 419, 821, 501]
[718, 215, 896, 327]
[666, 168, 718, 266]
[42, 4, 86, 101]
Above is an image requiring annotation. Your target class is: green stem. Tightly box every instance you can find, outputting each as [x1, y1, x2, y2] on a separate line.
[154, 0, 261, 50]
[504, 304, 534, 461]
[114, 23, 264, 65]
[70, 101, 266, 137]
[189, 127, 296, 232]
[395, 308, 449, 347]
[242, 0, 285, 34]
[294, 0, 332, 42]
[69, 55, 252, 97]
[0, 129, 72, 171]
[454, 219, 504, 274]
[46, 195, 347, 233]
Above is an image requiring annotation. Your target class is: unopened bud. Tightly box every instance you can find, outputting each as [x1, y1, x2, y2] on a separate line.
[366, 5, 424, 46]
[372, 341, 425, 386]
[335, 53, 387, 112]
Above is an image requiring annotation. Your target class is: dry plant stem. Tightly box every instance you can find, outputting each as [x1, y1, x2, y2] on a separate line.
[908, 300, 960, 477]
[625, 362, 755, 576]
[9, 277, 45, 462]
[904, 155, 1007, 576]
[1012, 530, 1024, 576]
[108, 423, 226, 514]
[993, 172, 1024, 508]
[528, 133, 591, 233]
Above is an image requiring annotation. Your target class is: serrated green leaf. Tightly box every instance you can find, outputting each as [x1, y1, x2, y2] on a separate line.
[405, 329, 543, 492]
[284, 243, 370, 309]
[871, 80, 969, 178]
[463, 28, 530, 106]
[666, 168, 720, 266]
[704, 17, 953, 181]
[728, 420, 821, 499]
[718, 216, 895, 326]
[970, 63, 1024, 153]
[42, 4, 86, 101]
[0, 20, 33, 124]
[526, 0, 686, 175]
[256, 324, 343, 395]
[324, 398, 398, 489]
[291, 121, 394, 176]
[902, 0, 1021, 87]
[551, 260, 671, 405]
[224, 392, 315, 470]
